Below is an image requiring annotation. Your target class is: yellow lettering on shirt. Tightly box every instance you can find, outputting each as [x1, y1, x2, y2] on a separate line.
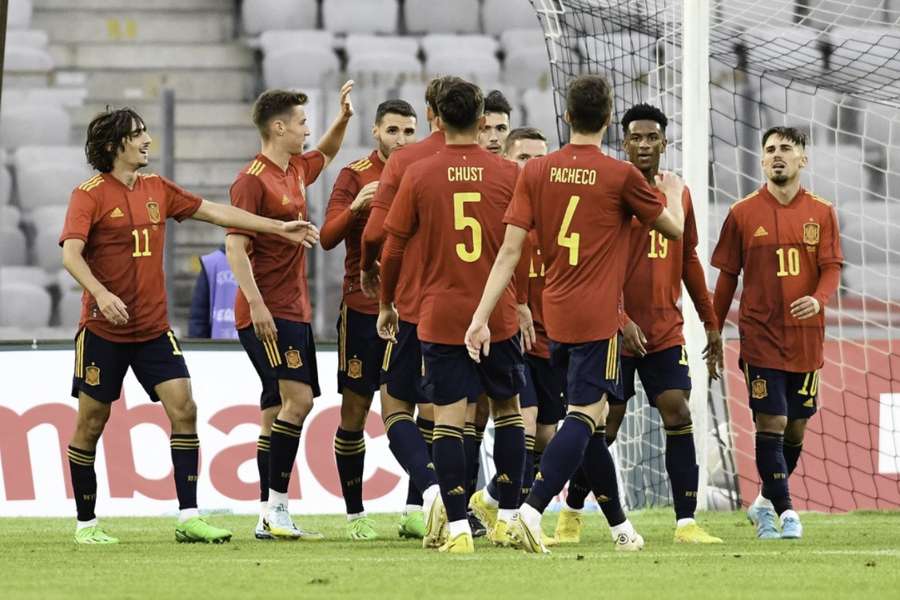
[447, 166, 484, 182]
[549, 167, 597, 185]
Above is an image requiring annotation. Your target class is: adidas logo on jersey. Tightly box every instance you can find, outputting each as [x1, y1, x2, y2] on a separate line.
[496, 473, 512, 484]
[109, 207, 124, 218]
[754, 226, 769, 237]
[448, 486, 466, 496]
[282, 194, 290, 205]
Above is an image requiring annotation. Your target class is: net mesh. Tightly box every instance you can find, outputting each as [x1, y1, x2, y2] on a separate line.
[530, 0, 900, 512]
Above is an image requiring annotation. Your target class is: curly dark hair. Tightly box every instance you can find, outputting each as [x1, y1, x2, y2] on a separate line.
[621, 103, 668, 135]
[84, 107, 146, 173]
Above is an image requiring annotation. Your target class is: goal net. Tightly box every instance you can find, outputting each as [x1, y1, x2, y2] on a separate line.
[530, 0, 900, 513]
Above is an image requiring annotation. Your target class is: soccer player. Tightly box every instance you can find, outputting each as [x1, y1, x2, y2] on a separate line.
[377, 79, 527, 554]
[60, 107, 319, 544]
[225, 82, 354, 540]
[477, 89, 512, 154]
[465, 75, 686, 553]
[711, 126, 842, 540]
[358, 77, 462, 547]
[470, 127, 559, 543]
[320, 98, 418, 540]
[597, 103, 723, 543]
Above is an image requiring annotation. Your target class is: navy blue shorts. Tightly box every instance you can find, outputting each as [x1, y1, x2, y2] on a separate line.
[550, 335, 622, 406]
[71, 327, 190, 404]
[616, 345, 692, 406]
[740, 360, 819, 420]
[379, 319, 428, 404]
[421, 336, 525, 406]
[336, 304, 386, 397]
[238, 318, 321, 410]
[521, 353, 566, 424]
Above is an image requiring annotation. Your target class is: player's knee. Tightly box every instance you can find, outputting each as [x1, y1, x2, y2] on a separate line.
[340, 392, 372, 430]
[475, 395, 490, 426]
[281, 395, 313, 423]
[169, 398, 197, 428]
[658, 400, 692, 429]
[755, 413, 788, 433]
[521, 407, 538, 434]
[77, 411, 109, 441]
[417, 403, 434, 421]
[490, 396, 521, 418]
[785, 418, 808, 444]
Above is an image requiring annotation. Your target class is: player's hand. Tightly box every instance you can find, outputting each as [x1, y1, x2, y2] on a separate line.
[622, 321, 647, 357]
[376, 303, 398, 342]
[360, 264, 380, 298]
[790, 296, 821, 320]
[654, 170, 685, 200]
[95, 289, 129, 326]
[350, 181, 379, 214]
[704, 328, 724, 380]
[516, 303, 535, 352]
[338, 80, 354, 121]
[279, 219, 320, 247]
[249, 299, 278, 344]
[465, 319, 491, 363]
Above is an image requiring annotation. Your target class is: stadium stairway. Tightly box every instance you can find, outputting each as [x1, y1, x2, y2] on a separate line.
[34, 0, 259, 331]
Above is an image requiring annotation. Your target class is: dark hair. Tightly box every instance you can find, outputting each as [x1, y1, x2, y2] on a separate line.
[84, 108, 146, 173]
[436, 80, 484, 131]
[503, 127, 547, 153]
[484, 90, 513, 116]
[621, 103, 668, 135]
[425, 75, 465, 114]
[375, 99, 417, 124]
[761, 126, 807, 149]
[252, 89, 309, 138]
[566, 75, 613, 135]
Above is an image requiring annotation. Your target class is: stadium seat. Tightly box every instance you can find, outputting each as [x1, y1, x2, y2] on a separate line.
[0, 106, 70, 150]
[842, 263, 898, 303]
[58, 289, 83, 329]
[499, 29, 546, 54]
[0, 227, 26, 266]
[421, 34, 497, 60]
[7, 0, 32, 30]
[805, 143, 866, 223]
[27, 205, 68, 238]
[405, 0, 480, 34]
[345, 34, 419, 59]
[33, 230, 63, 271]
[0, 326, 31, 340]
[262, 46, 339, 90]
[258, 30, 335, 54]
[743, 25, 825, 72]
[0, 281, 51, 327]
[325, 88, 372, 147]
[2, 45, 53, 73]
[392, 81, 428, 111]
[1, 204, 21, 228]
[0, 165, 11, 206]
[521, 87, 561, 148]
[503, 47, 552, 89]
[425, 52, 501, 86]
[0, 265, 47, 288]
[347, 52, 422, 84]
[716, 0, 814, 29]
[242, 0, 317, 35]
[483, 0, 541, 35]
[322, 0, 398, 34]
[579, 31, 659, 84]
[15, 153, 92, 210]
[828, 27, 900, 102]
[6, 30, 48, 49]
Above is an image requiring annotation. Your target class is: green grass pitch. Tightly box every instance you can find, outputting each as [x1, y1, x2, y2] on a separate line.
[1, 509, 897, 599]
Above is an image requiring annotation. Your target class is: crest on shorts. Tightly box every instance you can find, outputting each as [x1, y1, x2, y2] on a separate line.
[803, 222, 820, 246]
[85, 365, 101, 386]
[751, 378, 768, 399]
[285, 348, 303, 369]
[146, 201, 161, 224]
[347, 358, 363, 379]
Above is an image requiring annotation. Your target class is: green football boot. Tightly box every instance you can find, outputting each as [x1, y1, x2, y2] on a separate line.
[74, 525, 118, 545]
[398, 511, 426, 539]
[175, 516, 233, 544]
[347, 516, 378, 541]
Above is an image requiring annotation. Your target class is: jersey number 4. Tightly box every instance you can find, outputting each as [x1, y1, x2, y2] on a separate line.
[454, 192, 482, 262]
[558, 195, 581, 265]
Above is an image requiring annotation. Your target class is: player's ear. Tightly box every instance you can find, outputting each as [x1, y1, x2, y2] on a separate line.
[563, 110, 572, 125]
[799, 151, 808, 169]
[371, 124, 379, 140]
[477, 114, 487, 130]
[435, 116, 446, 131]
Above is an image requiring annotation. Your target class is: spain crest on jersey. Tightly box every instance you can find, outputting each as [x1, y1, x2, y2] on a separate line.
[285, 349, 303, 369]
[803, 222, 820, 246]
[751, 378, 768, 399]
[146, 201, 161, 224]
[85, 365, 101, 386]
[347, 358, 363, 379]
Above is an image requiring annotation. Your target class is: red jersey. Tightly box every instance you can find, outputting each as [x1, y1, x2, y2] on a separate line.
[228, 150, 325, 328]
[320, 150, 384, 314]
[59, 172, 202, 342]
[383, 144, 520, 345]
[362, 130, 445, 323]
[526, 230, 551, 359]
[710, 185, 843, 372]
[503, 144, 664, 344]
[623, 186, 717, 355]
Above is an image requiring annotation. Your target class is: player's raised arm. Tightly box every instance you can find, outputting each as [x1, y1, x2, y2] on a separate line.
[191, 199, 320, 247]
[465, 224, 529, 361]
[315, 80, 355, 168]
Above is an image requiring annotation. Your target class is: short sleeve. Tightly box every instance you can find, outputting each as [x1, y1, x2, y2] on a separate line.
[383, 170, 419, 240]
[710, 210, 743, 276]
[162, 176, 203, 222]
[59, 188, 97, 246]
[818, 206, 844, 267]
[227, 174, 265, 238]
[503, 163, 535, 231]
[291, 150, 326, 186]
[622, 165, 665, 225]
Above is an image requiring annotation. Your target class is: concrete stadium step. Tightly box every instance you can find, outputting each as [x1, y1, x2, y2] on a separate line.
[175, 160, 253, 188]
[67, 69, 255, 102]
[35, 0, 227, 10]
[171, 127, 260, 160]
[33, 10, 236, 44]
[71, 101, 254, 129]
[49, 43, 254, 70]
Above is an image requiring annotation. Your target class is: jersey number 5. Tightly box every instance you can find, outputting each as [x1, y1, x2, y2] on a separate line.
[558, 195, 581, 266]
[454, 192, 482, 262]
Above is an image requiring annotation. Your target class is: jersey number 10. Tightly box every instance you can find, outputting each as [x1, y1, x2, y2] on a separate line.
[776, 247, 800, 277]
